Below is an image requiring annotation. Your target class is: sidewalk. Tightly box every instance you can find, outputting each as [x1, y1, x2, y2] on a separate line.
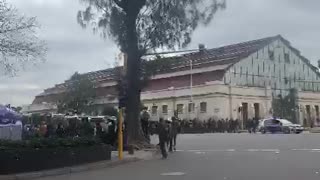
[309, 127, 320, 133]
[0, 150, 156, 180]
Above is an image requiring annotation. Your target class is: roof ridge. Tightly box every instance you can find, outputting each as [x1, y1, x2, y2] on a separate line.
[41, 35, 282, 93]
[206, 35, 279, 52]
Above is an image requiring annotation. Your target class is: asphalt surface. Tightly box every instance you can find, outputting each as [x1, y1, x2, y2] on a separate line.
[38, 133, 320, 180]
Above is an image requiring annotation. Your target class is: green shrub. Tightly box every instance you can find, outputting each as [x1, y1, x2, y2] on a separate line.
[0, 137, 102, 150]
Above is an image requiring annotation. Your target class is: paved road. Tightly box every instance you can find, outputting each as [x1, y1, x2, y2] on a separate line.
[39, 133, 320, 180]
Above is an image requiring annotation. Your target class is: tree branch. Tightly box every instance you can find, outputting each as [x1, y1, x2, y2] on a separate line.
[113, 0, 124, 8]
[0, 23, 36, 34]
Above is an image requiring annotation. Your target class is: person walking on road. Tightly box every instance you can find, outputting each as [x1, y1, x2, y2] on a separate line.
[247, 119, 253, 133]
[169, 117, 180, 151]
[158, 118, 169, 159]
[252, 118, 259, 133]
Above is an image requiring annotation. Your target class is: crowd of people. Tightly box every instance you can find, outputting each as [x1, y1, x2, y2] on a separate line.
[23, 117, 118, 146]
[179, 118, 260, 133]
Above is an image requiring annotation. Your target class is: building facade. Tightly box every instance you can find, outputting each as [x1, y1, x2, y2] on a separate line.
[27, 35, 320, 127]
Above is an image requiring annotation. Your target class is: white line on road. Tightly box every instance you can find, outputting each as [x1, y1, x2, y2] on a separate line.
[292, 149, 320, 152]
[247, 149, 280, 152]
[194, 151, 206, 154]
[176, 148, 320, 153]
[187, 149, 236, 152]
[160, 172, 186, 176]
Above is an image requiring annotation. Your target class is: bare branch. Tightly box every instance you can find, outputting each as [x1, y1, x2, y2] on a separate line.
[113, 0, 124, 9]
[0, 0, 47, 75]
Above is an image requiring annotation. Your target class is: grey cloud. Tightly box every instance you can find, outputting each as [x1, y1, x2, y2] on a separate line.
[191, 0, 320, 61]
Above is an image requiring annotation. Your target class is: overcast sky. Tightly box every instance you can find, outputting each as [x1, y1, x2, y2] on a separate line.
[2, 0, 320, 106]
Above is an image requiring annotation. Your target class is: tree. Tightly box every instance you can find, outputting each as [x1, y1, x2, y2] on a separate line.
[11, 106, 22, 113]
[102, 105, 118, 116]
[58, 72, 96, 114]
[272, 88, 298, 123]
[0, 0, 46, 75]
[77, 0, 226, 144]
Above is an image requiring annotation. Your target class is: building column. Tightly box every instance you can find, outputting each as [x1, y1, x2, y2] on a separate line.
[265, 85, 271, 117]
[228, 85, 233, 119]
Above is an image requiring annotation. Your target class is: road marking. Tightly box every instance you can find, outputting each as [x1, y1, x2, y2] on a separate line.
[292, 148, 320, 152]
[175, 150, 185, 152]
[194, 151, 206, 154]
[187, 149, 235, 152]
[176, 148, 320, 153]
[247, 149, 280, 152]
[160, 172, 186, 176]
[226, 149, 236, 152]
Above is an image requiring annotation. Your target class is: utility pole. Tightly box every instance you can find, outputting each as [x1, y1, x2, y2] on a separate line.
[117, 52, 127, 160]
[190, 57, 193, 102]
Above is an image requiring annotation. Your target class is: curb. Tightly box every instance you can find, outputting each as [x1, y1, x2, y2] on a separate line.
[0, 157, 140, 180]
[309, 128, 320, 133]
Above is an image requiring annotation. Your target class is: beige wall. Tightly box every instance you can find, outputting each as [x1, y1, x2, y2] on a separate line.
[297, 91, 320, 126]
[141, 83, 273, 121]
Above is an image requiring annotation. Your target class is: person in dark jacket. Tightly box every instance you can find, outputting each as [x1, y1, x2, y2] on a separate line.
[225, 118, 230, 133]
[56, 123, 65, 138]
[247, 119, 253, 133]
[158, 118, 168, 159]
[234, 119, 240, 133]
[217, 119, 223, 133]
[80, 118, 94, 137]
[140, 107, 150, 139]
[251, 118, 257, 133]
[212, 119, 216, 133]
[169, 117, 180, 151]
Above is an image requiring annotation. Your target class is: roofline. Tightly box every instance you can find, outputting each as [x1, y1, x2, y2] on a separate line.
[39, 34, 318, 97]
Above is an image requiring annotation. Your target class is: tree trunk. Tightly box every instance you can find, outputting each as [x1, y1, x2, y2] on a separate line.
[124, 6, 146, 145]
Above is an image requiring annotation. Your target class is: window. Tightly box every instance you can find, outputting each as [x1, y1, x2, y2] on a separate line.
[177, 104, 184, 114]
[162, 105, 168, 114]
[268, 50, 274, 60]
[252, 73, 254, 84]
[200, 102, 207, 113]
[188, 103, 195, 113]
[151, 106, 158, 115]
[246, 69, 249, 84]
[315, 105, 319, 118]
[284, 53, 290, 63]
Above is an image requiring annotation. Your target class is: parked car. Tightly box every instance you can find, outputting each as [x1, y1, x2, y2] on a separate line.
[258, 118, 304, 134]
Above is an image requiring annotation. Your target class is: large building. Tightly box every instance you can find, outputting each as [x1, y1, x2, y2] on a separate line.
[27, 35, 320, 127]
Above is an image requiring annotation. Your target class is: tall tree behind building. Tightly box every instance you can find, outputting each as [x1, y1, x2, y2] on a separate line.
[0, 0, 46, 75]
[272, 88, 298, 123]
[58, 72, 96, 114]
[77, 0, 226, 144]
